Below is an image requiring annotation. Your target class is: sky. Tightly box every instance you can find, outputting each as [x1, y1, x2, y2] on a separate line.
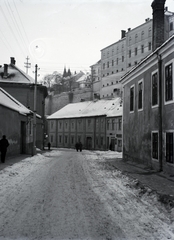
[0, 0, 173, 81]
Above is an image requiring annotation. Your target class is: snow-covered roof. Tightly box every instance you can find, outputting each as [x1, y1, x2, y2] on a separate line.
[0, 87, 35, 116]
[47, 98, 122, 120]
[0, 64, 34, 84]
[76, 73, 90, 83]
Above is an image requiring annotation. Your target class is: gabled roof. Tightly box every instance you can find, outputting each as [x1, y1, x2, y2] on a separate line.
[0, 64, 34, 84]
[0, 87, 40, 117]
[47, 98, 122, 120]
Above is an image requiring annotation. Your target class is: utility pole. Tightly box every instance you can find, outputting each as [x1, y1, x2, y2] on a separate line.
[24, 56, 31, 75]
[32, 64, 38, 156]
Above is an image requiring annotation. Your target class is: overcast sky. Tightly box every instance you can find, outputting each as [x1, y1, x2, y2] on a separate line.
[0, 0, 173, 80]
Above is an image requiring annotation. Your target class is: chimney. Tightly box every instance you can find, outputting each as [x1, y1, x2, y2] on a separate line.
[3, 64, 8, 78]
[151, 0, 166, 51]
[128, 28, 131, 32]
[10, 57, 16, 65]
[121, 30, 126, 39]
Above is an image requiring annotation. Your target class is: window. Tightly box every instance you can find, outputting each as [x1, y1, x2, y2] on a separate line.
[135, 34, 138, 43]
[170, 22, 173, 31]
[96, 136, 98, 145]
[148, 42, 151, 51]
[138, 80, 143, 110]
[103, 63, 105, 69]
[65, 136, 68, 144]
[152, 72, 158, 106]
[152, 132, 158, 159]
[166, 132, 173, 163]
[135, 48, 137, 56]
[51, 135, 53, 143]
[112, 60, 114, 66]
[59, 135, 62, 143]
[59, 122, 62, 129]
[65, 122, 68, 129]
[130, 85, 134, 112]
[112, 119, 114, 130]
[107, 61, 109, 68]
[51, 121, 54, 129]
[117, 58, 118, 65]
[141, 45, 144, 53]
[107, 120, 110, 130]
[71, 136, 74, 144]
[141, 31, 144, 40]
[129, 50, 131, 58]
[101, 137, 103, 146]
[165, 63, 173, 102]
[148, 27, 152, 37]
[129, 37, 131, 46]
[118, 119, 122, 130]
[88, 119, 91, 127]
[71, 122, 74, 129]
[122, 56, 124, 62]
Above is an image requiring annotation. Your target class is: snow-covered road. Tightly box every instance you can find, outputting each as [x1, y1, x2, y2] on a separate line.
[0, 149, 173, 240]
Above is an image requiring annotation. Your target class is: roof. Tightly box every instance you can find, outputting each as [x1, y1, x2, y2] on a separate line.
[47, 98, 122, 120]
[0, 64, 34, 84]
[0, 87, 40, 117]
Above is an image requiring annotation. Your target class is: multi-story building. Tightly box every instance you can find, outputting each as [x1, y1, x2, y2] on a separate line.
[90, 60, 101, 100]
[91, 5, 174, 99]
[0, 57, 48, 150]
[120, 0, 174, 175]
[47, 98, 122, 152]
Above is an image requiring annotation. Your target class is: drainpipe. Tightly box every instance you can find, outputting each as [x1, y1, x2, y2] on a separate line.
[158, 53, 163, 171]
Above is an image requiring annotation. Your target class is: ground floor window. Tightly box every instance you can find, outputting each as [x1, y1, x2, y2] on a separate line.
[71, 136, 74, 145]
[166, 132, 173, 164]
[118, 139, 122, 148]
[59, 135, 62, 143]
[65, 136, 68, 144]
[101, 137, 103, 146]
[152, 132, 158, 159]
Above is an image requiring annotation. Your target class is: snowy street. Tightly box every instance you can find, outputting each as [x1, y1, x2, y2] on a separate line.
[0, 149, 174, 240]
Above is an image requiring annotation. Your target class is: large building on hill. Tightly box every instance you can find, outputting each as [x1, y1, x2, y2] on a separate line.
[47, 98, 122, 152]
[90, 5, 174, 100]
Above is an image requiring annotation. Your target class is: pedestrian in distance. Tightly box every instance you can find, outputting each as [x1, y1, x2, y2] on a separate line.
[0, 135, 9, 163]
[79, 141, 82, 152]
[48, 142, 51, 150]
[75, 142, 79, 152]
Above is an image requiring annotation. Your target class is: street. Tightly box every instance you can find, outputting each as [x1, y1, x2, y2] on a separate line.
[0, 149, 173, 240]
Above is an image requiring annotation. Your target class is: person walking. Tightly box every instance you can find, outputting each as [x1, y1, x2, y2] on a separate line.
[79, 141, 82, 152]
[0, 135, 9, 163]
[47, 142, 51, 150]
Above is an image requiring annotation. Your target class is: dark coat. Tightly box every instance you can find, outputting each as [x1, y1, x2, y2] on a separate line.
[0, 138, 9, 152]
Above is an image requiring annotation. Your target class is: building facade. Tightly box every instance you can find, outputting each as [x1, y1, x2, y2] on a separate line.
[121, 0, 174, 175]
[0, 57, 48, 149]
[47, 99, 122, 152]
[91, 5, 174, 100]
[0, 87, 36, 156]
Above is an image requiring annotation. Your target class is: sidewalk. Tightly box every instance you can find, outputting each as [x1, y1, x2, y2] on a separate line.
[106, 158, 174, 206]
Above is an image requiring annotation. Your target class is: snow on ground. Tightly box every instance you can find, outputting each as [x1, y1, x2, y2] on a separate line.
[0, 149, 173, 239]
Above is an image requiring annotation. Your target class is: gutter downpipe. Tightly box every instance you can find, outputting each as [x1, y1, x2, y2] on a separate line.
[157, 53, 163, 171]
